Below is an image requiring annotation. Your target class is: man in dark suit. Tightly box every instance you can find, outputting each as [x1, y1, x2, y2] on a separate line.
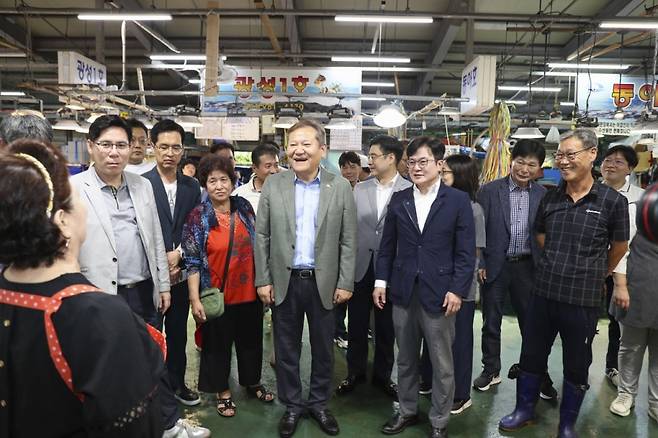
[475, 140, 556, 399]
[142, 119, 201, 406]
[255, 119, 357, 438]
[375, 136, 475, 438]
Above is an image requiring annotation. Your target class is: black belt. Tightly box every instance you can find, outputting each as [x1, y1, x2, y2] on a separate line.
[290, 269, 315, 279]
[505, 254, 532, 263]
[118, 278, 151, 289]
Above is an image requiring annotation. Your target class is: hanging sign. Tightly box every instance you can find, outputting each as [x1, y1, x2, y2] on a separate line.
[194, 117, 260, 141]
[460, 55, 497, 116]
[202, 67, 362, 114]
[57, 51, 107, 87]
[576, 73, 656, 118]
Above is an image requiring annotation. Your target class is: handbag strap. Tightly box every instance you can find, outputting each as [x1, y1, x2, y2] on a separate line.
[220, 212, 235, 292]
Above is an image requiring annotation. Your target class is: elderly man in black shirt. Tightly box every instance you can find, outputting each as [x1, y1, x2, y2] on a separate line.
[499, 128, 629, 438]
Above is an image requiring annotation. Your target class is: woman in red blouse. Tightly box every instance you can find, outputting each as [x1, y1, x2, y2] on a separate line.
[183, 155, 274, 418]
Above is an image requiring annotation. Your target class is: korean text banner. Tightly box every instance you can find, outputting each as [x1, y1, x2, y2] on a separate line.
[576, 73, 656, 118]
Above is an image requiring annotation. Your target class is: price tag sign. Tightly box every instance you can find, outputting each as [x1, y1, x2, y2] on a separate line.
[58, 51, 107, 87]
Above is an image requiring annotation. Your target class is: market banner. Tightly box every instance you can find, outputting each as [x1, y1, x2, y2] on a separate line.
[202, 67, 362, 114]
[576, 73, 656, 118]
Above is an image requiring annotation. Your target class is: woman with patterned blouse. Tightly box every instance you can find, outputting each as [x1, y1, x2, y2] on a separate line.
[183, 154, 274, 418]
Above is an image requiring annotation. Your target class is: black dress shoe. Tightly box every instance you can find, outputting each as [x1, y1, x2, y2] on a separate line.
[308, 409, 339, 435]
[336, 374, 366, 395]
[381, 413, 419, 435]
[372, 378, 399, 400]
[429, 427, 448, 438]
[279, 411, 303, 438]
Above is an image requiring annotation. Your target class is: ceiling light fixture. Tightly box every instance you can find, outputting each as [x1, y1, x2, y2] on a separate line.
[545, 126, 561, 143]
[600, 21, 658, 30]
[0, 52, 26, 58]
[560, 102, 576, 107]
[325, 106, 356, 130]
[174, 115, 203, 131]
[531, 71, 578, 77]
[335, 15, 433, 24]
[498, 85, 562, 92]
[78, 13, 172, 21]
[332, 56, 411, 63]
[52, 119, 82, 131]
[495, 99, 528, 105]
[361, 81, 395, 87]
[511, 126, 544, 139]
[548, 62, 631, 70]
[373, 103, 407, 128]
[359, 96, 386, 101]
[150, 54, 227, 61]
[150, 63, 206, 70]
[0, 91, 26, 96]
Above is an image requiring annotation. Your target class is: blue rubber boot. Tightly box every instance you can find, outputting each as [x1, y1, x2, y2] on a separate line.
[557, 380, 587, 438]
[499, 371, 542, 431]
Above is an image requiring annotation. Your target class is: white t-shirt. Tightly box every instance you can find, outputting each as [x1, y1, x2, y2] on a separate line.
[232, 177, 262, 215]
[124, 161, 156, 175]
[163, 180, 177, 217]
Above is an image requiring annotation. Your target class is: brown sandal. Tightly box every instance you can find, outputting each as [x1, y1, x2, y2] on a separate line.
[247, 384, 275, 403]
[216, 397, 236, 417]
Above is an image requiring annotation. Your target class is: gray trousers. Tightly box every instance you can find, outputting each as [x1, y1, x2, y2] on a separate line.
[618, 323, 658, 410]
[393, 289, 456, 429]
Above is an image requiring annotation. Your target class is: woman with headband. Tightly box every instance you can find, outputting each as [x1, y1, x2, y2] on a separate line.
[0, 139, 165, 437]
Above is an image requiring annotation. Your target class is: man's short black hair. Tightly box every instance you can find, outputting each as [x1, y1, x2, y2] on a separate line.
[406, 136, 445, 160]
[338, 151, 360, 167]
[87, 115, 131, 143]
[150, 119, 185, 144]
[180, 158, 197, 169]
[511, 139, 546, 164]
[125, 118, 148, 134]
[369, 135, 404, 164]
[209, 139, 235, 155]
[252, 144, 280, 167]
[604, 145, 639, 168]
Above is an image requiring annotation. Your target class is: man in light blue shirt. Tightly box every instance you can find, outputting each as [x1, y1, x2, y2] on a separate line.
[293, 175, 321, 268]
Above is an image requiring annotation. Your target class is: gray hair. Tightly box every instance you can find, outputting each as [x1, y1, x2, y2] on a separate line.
[288, 118, 326, 146]
[0, 114, 54, 144]
[559, 128, 598, 150]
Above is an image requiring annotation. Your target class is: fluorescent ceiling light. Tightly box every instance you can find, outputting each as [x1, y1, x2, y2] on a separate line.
[511, 126, 544, 139]
[360, 96, 386, 101]
[151, 63, 205, 69]
[335, 15, 433, 24]
[531, 71, 578, 77]
[373, 104, 407, 128]
[150, 54, 227, 61]
[361, 81, 395, 87]
[548, 62, 630, 70]
[0, 52, 26, 58]
[332, 56, 411, 63]
[498, 85, 562, 92]
[495, 99, 527, 105]
[0, 91, 26, 96]
[451, 132, 466, 136]
[78, 13, 172, 21]
[560, 102, 575, 107]
[600, 21, 658, 30]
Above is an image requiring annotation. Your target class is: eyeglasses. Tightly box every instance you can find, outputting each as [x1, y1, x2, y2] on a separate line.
[512, 159, 540, 170]
[407, 158, 436, 169]
[602, 158, 629, 168]
[155, 144, 184, 154]
[368, 153, 390, 160]
[553, 147, 592, 162]
[94, 141, 130, 151]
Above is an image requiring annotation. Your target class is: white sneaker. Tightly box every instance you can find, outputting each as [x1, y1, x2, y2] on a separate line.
[609, 392, 634, 417]
[163, 419, 211, 438]
[605, 368, 620, 387]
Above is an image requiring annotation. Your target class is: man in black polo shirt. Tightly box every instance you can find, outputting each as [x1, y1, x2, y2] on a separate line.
[499, 128, 629, 438]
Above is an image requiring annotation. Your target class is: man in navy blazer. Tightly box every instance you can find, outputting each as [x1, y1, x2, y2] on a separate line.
[474, 140, 555, 398]
[375, 137, 475, 438]
[142, 119, 202, 407]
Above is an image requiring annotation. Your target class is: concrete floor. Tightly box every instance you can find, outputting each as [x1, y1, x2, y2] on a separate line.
[179, 311, 655, 438]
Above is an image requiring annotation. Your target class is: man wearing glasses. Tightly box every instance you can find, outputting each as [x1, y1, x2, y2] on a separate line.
[125, 118, 155, 174]
[143, 120, 202, 407]
[375, 136, 475, 438]
[500, 129, 629, 438]
[71, 115, 211, 438]
[336, 135, 410, 400]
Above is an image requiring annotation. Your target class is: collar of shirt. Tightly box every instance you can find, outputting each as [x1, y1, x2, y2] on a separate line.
[294, 171, 321, 187]
[413, 179, 441, 197]
[375, 173, 399, 190]
[508, 175, 530, 192]
[91, 166, 126, 191]
[557, 179, 600, 199]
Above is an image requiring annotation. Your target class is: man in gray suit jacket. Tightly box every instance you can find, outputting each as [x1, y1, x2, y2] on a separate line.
[336, 135, 411, 399]
[255, 119, 357, 438]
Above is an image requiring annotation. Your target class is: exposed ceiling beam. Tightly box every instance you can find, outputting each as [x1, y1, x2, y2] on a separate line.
[0, 16, 48, 62]
[415, 0, 470, 95]
[281, 0, 301, 63]
[254, 0, 285, 60]
[561, 0, 646, 60]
